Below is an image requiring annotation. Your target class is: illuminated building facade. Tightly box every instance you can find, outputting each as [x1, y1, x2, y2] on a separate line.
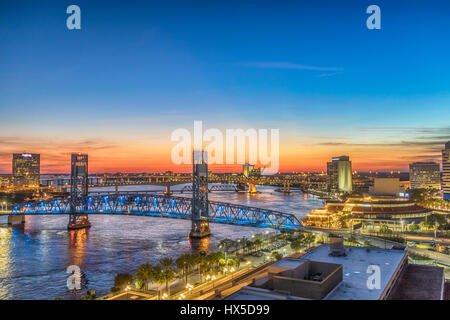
[409, 162, 440, 190]
[303, 196, 431, 231]
[443, 142, 450, 200]
[242, 164, 255, 177]
[12, 153, 40, 188]
[327, 156, 352, 193]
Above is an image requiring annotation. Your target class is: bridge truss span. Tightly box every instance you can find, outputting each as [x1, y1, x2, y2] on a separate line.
[208, 200, 301, 230]
[11, 193, 302, 231]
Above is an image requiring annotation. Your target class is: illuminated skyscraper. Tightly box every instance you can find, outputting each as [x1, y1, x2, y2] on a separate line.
[327, 156, 352, 193]
[242, 164, 255, 177]
[409, 162, 440, 190]
[12, 153, 40, 188]
[443, 142, 450, 200]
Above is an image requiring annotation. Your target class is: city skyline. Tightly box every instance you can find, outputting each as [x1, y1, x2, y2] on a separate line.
[1, 0, 450, 173]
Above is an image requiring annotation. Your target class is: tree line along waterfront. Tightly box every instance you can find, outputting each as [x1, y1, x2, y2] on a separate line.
[90, 231, 323, 300]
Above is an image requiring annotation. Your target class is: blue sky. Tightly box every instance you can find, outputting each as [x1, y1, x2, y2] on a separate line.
[0, 0, 449, 172]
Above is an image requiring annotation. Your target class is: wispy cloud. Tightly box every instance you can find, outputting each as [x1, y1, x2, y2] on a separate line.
[356, 127, 450, 134]
[317, 72, 341, 78]
[236, 61, 344, 72]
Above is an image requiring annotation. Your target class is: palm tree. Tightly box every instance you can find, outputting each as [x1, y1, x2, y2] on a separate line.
[244, 238, 253, 255]
[219, 258, 226, 273]
[176, 254, 190, 284]
[161, 269, 175, 296]
[135, 263, 153, 291]
[151, 265, 164, 299]
[234, 257, 241, 269]
[206, 252, 221, 274]
[218, 239, 235, 260]
[114, 273, 133, 291]
[254, 238, 263, 252]
[304, 233, 316, 249]
[226, 258, 235, 269]
[204, 254, 213, 274]
[186, 253, 197, 278]
[212, 252, 223, 272]
[194, 251, 207, 282]
[290, 240, 302, 252]
[159, 257, 175, 296]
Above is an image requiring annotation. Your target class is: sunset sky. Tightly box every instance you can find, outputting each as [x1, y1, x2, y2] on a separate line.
[1, 0, 449, 174]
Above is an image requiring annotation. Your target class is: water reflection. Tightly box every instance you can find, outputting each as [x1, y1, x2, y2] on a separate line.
[69, 229, 88, 267]
[188, 236, 211, 253]
[0, 228, 13, 299]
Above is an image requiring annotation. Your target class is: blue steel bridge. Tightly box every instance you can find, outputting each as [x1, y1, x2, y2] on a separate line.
[10, 193, 302, 231]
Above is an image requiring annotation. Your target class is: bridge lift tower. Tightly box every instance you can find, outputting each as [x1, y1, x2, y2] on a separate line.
[68, 153, 91, 230]
[189, 150, 211, 238]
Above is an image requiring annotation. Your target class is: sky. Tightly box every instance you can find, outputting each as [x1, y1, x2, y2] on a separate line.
[0, 0, 449, 173]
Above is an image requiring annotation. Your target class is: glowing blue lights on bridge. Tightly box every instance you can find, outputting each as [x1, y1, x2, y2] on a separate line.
[10, 193, 302, 231]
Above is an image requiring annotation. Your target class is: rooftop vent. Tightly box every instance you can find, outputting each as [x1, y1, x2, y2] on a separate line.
[329, 236, 346, 257]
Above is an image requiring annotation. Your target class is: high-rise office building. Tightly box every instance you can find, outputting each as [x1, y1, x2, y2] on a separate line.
[327, 156, 352, 193]
[409, 162, 441, 190]
[242, 164, 255, 177]
[443, 141, 450, 200]
[12, 153, 40, 188]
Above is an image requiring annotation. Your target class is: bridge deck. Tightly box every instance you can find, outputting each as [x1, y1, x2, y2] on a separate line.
[9, 193, 302, 231]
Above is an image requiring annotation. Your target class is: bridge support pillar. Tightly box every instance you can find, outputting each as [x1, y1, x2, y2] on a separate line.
[190, 220, 211, 239]
[282, 182, 291, 194]
[189, 150, 211, 239]
[164, 185, 173, 195]
[68, 153, 91, 230]
[247, 183, 257, 193]
[68, 213, 91, 230]
[8, 214, 25, 226]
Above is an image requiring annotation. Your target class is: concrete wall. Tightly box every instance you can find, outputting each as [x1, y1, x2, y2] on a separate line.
[8, 214, 25, 225]
[371, 178, 400, 196]
[270, 262, 343, 300]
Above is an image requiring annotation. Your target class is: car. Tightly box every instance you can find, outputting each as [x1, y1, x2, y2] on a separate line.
[416, 243, 434, 250]
[406, 241, 416, 247]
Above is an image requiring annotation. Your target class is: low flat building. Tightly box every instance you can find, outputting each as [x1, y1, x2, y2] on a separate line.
[388, 264, 445, 300]
[227, 242, 410, 300]
[370, 178, 400, 196]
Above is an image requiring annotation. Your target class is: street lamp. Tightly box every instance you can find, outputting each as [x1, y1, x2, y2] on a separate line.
[230, 267, 235, 280]
[185, 283, 193, 295]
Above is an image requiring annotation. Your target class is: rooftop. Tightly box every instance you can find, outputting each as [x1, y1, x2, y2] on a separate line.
[272, 258, 306, 269]
[225, 286, 304, 300]
[274, 244, 407, 300]
[388, 264, 445, 300]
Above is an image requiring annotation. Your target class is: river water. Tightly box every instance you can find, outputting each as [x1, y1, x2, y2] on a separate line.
[0, 185, 322, 300]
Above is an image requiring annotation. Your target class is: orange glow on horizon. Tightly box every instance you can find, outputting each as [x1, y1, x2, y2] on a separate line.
[0, 137, 443, 174]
